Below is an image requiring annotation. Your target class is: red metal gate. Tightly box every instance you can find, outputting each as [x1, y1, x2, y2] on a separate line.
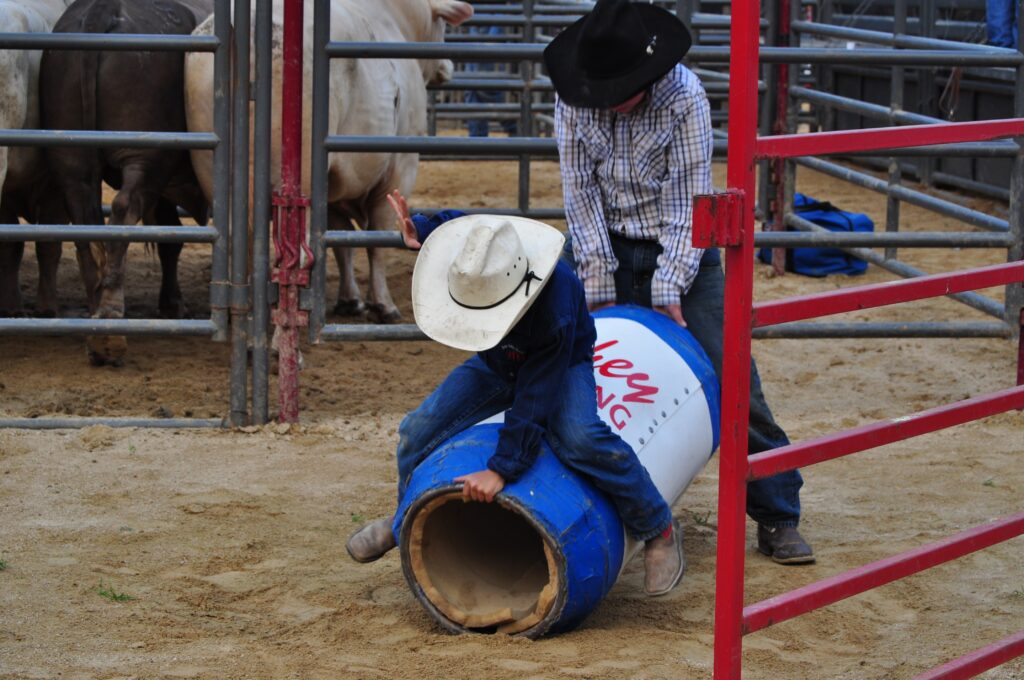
[703, 0, 1024, 677]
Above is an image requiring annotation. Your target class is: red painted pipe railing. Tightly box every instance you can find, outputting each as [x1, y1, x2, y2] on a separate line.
[272, 0, 313, 423]
[713, 0, 1023, 674]
[751, 260, 1024, 328]
[747, 385, 1024, 480]
[914, 629, 1024, 680]
[711, 0, 761, 672]
[743, 512, 1024, 634]
[755, 118, 1024, 159]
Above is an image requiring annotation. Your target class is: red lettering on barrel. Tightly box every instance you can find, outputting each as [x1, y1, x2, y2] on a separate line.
[623, 373, 657, 404]
[598, 358, 634, 378]
[610, 404, 631, 430]
[593, 337, 660, 429]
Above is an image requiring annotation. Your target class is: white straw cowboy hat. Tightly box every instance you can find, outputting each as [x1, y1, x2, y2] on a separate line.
[412, 215, 566, 352]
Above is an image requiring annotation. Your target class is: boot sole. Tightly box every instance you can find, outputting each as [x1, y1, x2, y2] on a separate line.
[346, 541, 388, 564]
[757, 544, 816, 565]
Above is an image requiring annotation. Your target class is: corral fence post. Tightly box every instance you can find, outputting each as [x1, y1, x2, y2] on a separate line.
[271, 0, 313, 424]
[251, 0, 274, 425]
[229, 0, 253, 427]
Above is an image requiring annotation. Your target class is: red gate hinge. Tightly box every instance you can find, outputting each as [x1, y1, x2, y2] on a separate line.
[692, 189, 745, 248]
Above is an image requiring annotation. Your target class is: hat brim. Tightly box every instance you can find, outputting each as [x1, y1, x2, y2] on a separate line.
[412, 215, 566, 352]
[543, 5, 692, 109]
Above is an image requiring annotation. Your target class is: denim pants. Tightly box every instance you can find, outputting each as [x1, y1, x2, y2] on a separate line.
[396, 355, 674, 541]
[987, 0, 1019, 48]
[563, 235, 802, 528]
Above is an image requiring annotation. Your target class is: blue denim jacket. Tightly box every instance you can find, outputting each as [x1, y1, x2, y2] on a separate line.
[411, 212, 597, 481]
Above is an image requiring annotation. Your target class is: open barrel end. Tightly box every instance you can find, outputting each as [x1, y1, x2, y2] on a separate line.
[401, 490, 562, 637]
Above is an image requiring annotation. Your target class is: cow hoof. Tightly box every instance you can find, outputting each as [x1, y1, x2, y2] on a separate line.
[333, 299, 366, 317]
[34, 308, 58, 319]
[367, 304, 402, 324]
[0, 308, 27, 318]
[86, 335, 128, 368]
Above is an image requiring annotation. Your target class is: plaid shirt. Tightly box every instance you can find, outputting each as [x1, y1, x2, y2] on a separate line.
[555, 64, 714, 306]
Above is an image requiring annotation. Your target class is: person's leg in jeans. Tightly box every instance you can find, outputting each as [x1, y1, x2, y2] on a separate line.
[987, 0, 1019, 48]
[597, 235, 812, 563]
[678, 262, 803, 526]
[546, 361, 685, 595]
[395, 355, 513, 498]
[347, 355, 513, 562]
[546, 362, 672, 540]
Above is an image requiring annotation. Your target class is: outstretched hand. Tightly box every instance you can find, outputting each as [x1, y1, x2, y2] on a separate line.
[454, 469, 505, 503]
[386, 189, 421, 250]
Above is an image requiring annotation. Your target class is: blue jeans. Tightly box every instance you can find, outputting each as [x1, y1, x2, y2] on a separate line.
[465, 26, 518, 137]
[987, 0, 1019, 48]
[563, 235, 803, 528]
[396, 356, 674, 541]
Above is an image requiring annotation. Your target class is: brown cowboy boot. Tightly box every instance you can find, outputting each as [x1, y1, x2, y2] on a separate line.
[757, 524, 815, 565]
[346, 516, 397, 563]
[644, 519, 686, 596]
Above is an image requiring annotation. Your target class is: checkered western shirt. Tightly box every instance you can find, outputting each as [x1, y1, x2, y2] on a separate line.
[554, 64, 714, 306]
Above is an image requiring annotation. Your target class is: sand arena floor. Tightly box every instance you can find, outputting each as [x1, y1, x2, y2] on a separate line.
[0, 159, 1022, 679]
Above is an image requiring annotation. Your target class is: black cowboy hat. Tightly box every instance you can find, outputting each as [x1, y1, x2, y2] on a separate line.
[543, 0, 692, 109]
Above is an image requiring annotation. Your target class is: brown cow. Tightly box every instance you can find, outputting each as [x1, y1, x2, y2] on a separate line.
[40, 0, 213, 365]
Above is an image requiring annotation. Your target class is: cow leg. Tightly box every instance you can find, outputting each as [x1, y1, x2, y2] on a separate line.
[86, 164, 154, 367]
[0, 241, 24, 317]
[0, 196, 24, 315]
[33, 243, 62, 318]
[364, 199, 401, 324]
[56, 178, 104, 315]
[329, 207, 365, 317]
[32, 194, 68, 319]
[154, 199, 186, 319]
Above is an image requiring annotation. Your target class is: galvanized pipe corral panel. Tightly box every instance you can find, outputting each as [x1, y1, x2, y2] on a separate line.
[394, 308, 720, 638]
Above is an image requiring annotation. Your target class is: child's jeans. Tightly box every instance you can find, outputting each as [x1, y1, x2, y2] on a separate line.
[563, 235, 803, 528]
[395, 356, 673, 541]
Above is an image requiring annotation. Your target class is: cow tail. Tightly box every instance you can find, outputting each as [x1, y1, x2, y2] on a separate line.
[79, 0, 119, 271]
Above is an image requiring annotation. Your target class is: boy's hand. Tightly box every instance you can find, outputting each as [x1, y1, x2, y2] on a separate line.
[386, 189, 421, 250]
[454, 470, 505, 503]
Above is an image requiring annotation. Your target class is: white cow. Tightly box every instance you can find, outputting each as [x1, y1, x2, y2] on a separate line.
[0, 0, 73, 317]
[185, 0, 473, 323]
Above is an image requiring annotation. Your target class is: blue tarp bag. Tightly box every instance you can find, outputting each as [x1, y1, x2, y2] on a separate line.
[758, 193, 873, 277]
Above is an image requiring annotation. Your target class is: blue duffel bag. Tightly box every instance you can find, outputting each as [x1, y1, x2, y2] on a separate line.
[758, 193, 874, 277]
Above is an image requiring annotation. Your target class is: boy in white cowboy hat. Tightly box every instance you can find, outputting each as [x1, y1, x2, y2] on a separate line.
[346, 190, 687, 596]
[545, 0, 814, 563]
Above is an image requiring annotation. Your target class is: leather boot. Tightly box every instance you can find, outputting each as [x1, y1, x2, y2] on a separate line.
[346, 516, 397, 563]
[644, 519, 686, 596]
[757, 524, 815, 565]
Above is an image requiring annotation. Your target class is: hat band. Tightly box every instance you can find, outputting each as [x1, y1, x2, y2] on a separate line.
[450, 268, 543, 311]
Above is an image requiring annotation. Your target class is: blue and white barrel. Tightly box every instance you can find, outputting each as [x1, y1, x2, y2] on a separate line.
[394, 306, 721, 638]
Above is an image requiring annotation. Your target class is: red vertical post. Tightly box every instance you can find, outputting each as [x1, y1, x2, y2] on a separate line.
[712, 0, 760, 676]
[273, 0, 312, 422]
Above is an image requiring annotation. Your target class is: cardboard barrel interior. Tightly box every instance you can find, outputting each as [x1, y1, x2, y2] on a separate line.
[394, 307, 722, 638]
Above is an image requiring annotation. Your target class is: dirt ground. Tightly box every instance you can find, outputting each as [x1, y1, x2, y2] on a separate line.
[0, 157, 1022, 679]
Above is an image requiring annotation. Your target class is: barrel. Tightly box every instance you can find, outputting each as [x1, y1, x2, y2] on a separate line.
[393, 306, 721, 638]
